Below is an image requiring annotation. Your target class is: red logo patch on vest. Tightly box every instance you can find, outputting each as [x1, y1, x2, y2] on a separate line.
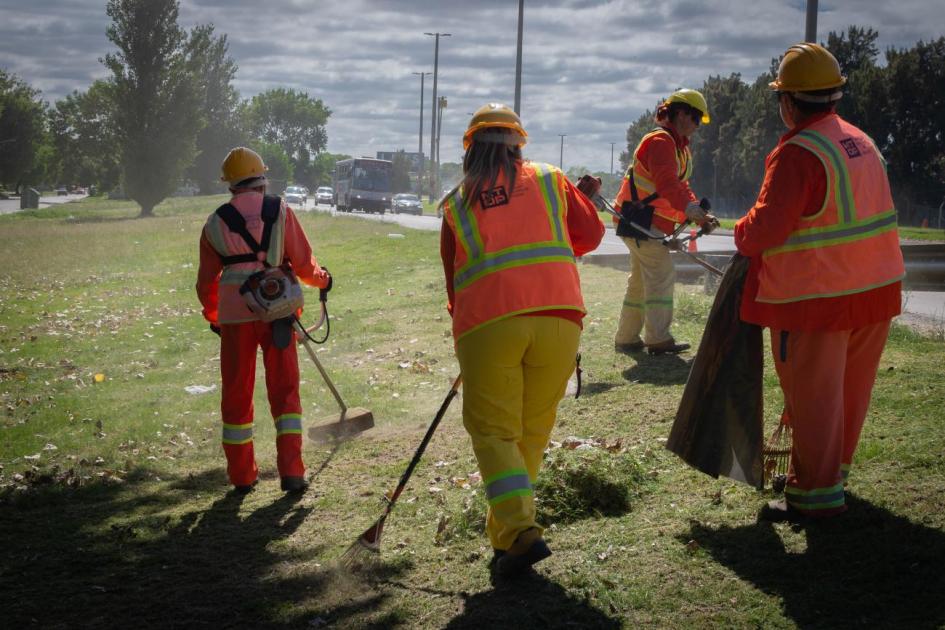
[839, 138, 861, 158]
[480, 186, 509, 209]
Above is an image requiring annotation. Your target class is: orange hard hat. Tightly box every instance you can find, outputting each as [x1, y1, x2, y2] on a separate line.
[769, 43, 846, 93]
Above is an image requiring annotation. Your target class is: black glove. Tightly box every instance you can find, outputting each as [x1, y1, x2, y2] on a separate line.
[210, 324, 221, 337]
[699, 197, 712, 212]
[319, 267, 333, 303]
[576, 174, 602, 200]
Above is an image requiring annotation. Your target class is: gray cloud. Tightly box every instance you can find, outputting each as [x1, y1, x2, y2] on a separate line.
[0, 0, 941, 172]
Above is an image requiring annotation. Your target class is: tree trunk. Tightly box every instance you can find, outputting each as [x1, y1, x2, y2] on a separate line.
[138, 203, 155, 218]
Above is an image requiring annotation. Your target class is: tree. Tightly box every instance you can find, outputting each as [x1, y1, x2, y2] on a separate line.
[49, 81, 121, 192]
[103, 0, 203, 217]
[251, 141, 292, 193]
[244, 88, 331, 187]
[311, 152, 349, 187]
[0, 70, 48, 193]
[186, 24, 243, 194]
[391, 151, 412, 193]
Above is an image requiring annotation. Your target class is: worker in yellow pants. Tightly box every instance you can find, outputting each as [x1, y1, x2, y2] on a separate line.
[455, 317, 581, 551]
[615, 236, 676, 349]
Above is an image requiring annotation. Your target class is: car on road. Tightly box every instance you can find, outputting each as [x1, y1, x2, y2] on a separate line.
[315, 186, 334, 206]
[391, 193, 423, 215]
[283, 185, 307, 208]
[56, 186, 68, 196]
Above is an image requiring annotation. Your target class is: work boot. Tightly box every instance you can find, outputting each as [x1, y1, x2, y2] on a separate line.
[614, 341, 646, 354]
[233, 480, 258, 495]
[758, 499, 807, 524]
[647, 339, 690, 355]
[495, 528, 552, 577]
[280, 476, 309, 494]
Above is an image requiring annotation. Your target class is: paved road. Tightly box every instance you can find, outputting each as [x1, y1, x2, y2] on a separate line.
[0, 193, 88, 215]
[311, 202, 944, 324]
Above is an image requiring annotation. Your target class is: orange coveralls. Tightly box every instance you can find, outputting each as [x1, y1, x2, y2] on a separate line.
[196, 191, 328, 487]
[735, 112, 901, 516]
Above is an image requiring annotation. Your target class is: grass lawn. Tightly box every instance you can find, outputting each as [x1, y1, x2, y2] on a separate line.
[1, 195, 944, 628]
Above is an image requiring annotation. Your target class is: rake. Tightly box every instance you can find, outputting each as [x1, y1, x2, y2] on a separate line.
[762, 418, 793, 493]
[339, 374, 462, 571]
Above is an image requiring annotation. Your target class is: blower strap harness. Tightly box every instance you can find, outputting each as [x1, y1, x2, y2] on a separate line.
[214, 194, 281, 266]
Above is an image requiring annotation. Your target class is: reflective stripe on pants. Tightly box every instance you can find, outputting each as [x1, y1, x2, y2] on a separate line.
[455, 315, 581, 550]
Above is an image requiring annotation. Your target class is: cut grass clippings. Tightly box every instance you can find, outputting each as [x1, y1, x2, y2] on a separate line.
[1, 195, 944, 629]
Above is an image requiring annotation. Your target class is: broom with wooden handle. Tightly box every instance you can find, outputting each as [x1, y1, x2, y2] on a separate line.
[340, 374, 462, 570]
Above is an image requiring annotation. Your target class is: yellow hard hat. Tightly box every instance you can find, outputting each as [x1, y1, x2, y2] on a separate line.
[769, 43, 846, 93]
[463, 103, 528, 151]
[665, 89, 710, 124]
[220, 147, 268, 185]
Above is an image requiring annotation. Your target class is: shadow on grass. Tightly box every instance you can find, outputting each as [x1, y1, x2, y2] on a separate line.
[445, 570, 621, 629]
[580, 381, 621, 396]
[684, 494, 945, 629]
[0, 468, 402, 628]
[622, 353, 691, 386]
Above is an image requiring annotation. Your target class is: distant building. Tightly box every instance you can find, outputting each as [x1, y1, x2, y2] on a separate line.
[376, 151, 424, 173]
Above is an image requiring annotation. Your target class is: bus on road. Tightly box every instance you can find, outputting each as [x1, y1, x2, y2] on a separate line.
[333, 158, 393, 214]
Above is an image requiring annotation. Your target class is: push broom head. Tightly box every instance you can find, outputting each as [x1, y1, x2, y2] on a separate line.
[308, 407, 375, 443]
[339, 516, 386, 572]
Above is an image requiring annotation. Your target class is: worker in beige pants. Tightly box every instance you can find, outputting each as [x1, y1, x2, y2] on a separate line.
[615, 235, 675, 350]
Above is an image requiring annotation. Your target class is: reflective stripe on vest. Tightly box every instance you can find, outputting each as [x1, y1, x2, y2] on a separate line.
[629, 128, 692, 223]
[756, 117, 905, 304]
[444, 161, 585, 339]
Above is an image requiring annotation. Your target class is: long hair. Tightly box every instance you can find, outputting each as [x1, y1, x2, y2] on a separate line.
[438, 132, 522, 214]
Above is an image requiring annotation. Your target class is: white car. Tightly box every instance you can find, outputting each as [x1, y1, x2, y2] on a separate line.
[315, 186, 334, 206]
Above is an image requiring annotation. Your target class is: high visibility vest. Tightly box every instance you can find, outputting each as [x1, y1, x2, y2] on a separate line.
[203, 192, 288, 323]
[756, 115, 905, 303]
[442, 161, 585, 340]
[626, 127, 692, 225]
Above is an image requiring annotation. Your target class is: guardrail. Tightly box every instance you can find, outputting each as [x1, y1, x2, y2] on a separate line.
[583, 243, 945, 292]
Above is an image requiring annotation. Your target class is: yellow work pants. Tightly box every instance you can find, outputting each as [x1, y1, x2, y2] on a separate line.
[615, 236, 676, 345]
[455, 315, 581, 550]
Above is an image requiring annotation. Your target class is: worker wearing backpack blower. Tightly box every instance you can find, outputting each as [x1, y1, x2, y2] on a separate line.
[612, 89, 717, 355]
[196, 147, 331, 495]
[439, 104, 605, 577]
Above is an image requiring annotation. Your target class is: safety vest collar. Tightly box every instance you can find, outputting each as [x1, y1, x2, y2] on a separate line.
[789, 129, 856, 224]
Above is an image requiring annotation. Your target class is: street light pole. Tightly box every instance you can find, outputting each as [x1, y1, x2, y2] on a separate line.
[558, 134, 566, 170]
[609, 142, 616, 175]
[437, 96, 447, 167]
[514, 0, 524, 114]
[425, 32, 451, 202]
[805, 0, 818, 42]
[412, 71, 431, 194]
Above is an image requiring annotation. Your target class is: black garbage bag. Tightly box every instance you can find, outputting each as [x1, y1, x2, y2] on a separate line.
[666, 254, 764, 489]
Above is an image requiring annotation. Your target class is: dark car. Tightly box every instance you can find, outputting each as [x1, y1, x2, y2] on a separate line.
[391, 193, 423, 215]
[283, 186, 307, 208]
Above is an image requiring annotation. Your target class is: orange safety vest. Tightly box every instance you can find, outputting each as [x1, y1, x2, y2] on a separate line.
[624, 128, 692, 227]
[757, 115, 905, 303]
[442, 161, 585, 340]
[203, 192, 288, 323]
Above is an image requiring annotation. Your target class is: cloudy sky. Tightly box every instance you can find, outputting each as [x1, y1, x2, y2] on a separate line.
[1, 0, 942, 173]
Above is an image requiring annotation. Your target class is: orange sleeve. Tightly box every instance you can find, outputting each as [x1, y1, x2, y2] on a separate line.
[640, 133, 696, 222]
[563, 178, 605, 256]
[439, 219, 456, 316]
[195, 230, 222, 326]
[735, 144, 826, 257]
[282, 205, 329, 288]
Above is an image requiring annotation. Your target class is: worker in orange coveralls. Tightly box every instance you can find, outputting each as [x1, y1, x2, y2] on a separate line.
[735, 44, 905, 521]
[196, 147, 331, 495]
[439, 104, 605, 577]
[612, 89, 717, 356]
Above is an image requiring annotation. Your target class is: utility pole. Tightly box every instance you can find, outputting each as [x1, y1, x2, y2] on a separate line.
[609, 142, 616, 175]
[805, 0, 818, 42]
[437, 96, 447, 167]
[425, 32, 451, 202]
[558, 134, 567, 170]
[412, 71, 430, 194]
[514, 0, 524, 114]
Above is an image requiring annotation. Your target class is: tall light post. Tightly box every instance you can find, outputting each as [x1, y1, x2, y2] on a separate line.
[436, 96, 447, 168]
[805, 0, 818, 42]
[609, 142, 616, 175]
[558, 134, 567, 170]
[412, 71, 431, 194]
[514, 0, 524, 114]
[425, 32, 451, 202]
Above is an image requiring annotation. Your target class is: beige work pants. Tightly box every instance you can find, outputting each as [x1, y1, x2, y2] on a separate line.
[614, 236, 675, 345]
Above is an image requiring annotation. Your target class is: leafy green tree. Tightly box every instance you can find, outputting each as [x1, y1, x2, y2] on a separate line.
[0, 69, 48, 193]
[244, 88, 331, 187]
[391, 151, 412, 193]
[186, 24, 243, 194]
[103, 0, 202, 217]
[311, 152, 349, 187]
[251, 141, 292, 193]
[49, 81, 121, 192]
